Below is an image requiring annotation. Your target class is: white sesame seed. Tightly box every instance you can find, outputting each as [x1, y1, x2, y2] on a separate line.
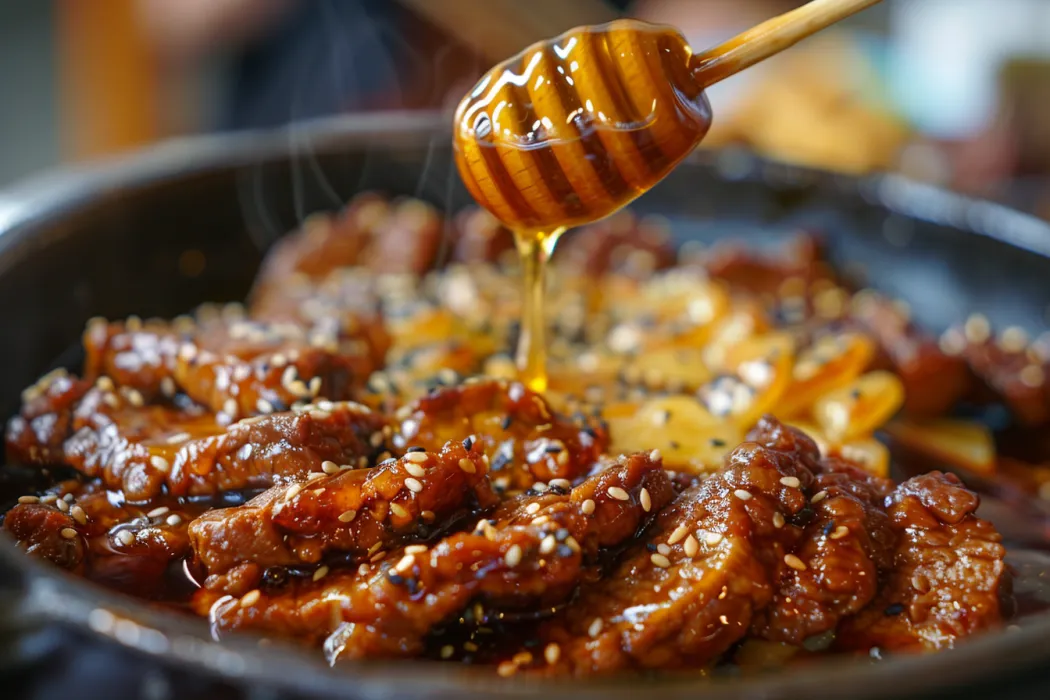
[256, 398, 275, 414]
[540, 535, 557, 554]
[1020, 364, 1045, 388]
[390, 503, 409, 519]
[544, 643, 561, 665]
[95, 376, 115, 392]
[321, 460, 340, 475]
[308, 377, 322, 395]
[588, 618, 604, 638]
[780, 476, 801, 488]
[404, 463, 426, 478]
[458, 458, 476, 474]
[650, 553, 671, 568]
[147, 506, 170, 518]
[656, 543, 671, 556]
[240, 590, 261, 607]
[285, 484, 303, 501]
[784, 554, 807, 571]
[532, 482, 549, 493]
[160, 377, 176, 398]
[811, 490, 828, 504]
[166, 514, 182, 526]
[71, 506, 88, 525]
[504, 544, 523, 568]
[126, 389, 144, 407]
[830, 525, 850, 540]
[17, 495, 38, 504]
[581, 499, 595, 515]
[55, 498, 69, 513]
[405, 452, 428, 464]
[404, 544, 428, 555]
[773, 512, 785, 529]
[306, 472, 327, 482]
[223, 398, 238, 418]
[395, 554, 416, 573]
[607, 486, 630, 501]
[338, 509, 358, 523]
[167, 432, 192, 445]
[703, 531, 724, 545]
[667, 524, 689, 545]
[405, 478, 423, 493]
[150, 455, 170, 473]
[734, 489, 752, 501]
[565, 536, 581, 553]
[313, 565, 330, 582]
[549, 478, 571, 490]
[526, 502, 541, 515]
[115, 530, 135, 546]
[684, 535, 699, 557]
[60, 527, 78, 540]
[64, 494, 74, 503]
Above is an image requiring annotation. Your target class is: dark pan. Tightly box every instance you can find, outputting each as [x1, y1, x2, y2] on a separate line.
[1, 111, 1049, 699]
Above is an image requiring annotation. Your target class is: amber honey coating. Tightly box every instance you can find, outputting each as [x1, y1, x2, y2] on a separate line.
[453, 19, 713, 232]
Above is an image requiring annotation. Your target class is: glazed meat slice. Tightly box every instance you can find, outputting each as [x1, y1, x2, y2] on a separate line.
[8, 371, 387, 501]
[699, 234, 834, 299]
[6, 368, 92, 466]
[169, 400, 388, 498]
[250, 195, 387, 305]
[189, 441, 499, 595]
[197, 453, 674, 658]
[3, 498, 85, 573]
[556, 211, 676, 278]
[850, 293, 971, 418]
[837, 471, 1006, 652]
[394, 379, 608, 492]
[7, 372, 224, 500]
[4, 483, 194, 597]
[520, 417, 815, 677]
[948, 326, 1050, 426]
[751, 456, 895, 644]
[83, 310, 387, 419]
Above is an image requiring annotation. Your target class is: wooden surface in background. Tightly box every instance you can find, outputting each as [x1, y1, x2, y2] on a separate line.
[56, 0, 162, 160]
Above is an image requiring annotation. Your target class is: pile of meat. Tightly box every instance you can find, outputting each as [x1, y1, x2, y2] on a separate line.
[0, 195, 1010, 676]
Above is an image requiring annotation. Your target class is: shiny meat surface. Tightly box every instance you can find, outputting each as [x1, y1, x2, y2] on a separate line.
[83, 312, 387, 419]
[0, 194, 1021, 677]
[189, 440, 499, 595]
[197, 454, 674, 658]
[836, 471, 1006, 651]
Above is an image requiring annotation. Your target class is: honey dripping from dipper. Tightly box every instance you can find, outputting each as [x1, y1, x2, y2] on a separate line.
[454, 3, 883, 392]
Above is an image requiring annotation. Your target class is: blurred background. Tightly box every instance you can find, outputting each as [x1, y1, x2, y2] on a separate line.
[1, 0, 1048, 217]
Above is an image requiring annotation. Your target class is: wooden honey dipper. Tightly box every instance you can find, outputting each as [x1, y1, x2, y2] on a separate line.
[453, 0, 883, 233]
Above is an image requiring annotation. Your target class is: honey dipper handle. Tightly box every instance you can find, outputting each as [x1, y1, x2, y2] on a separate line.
[689, 0, 883, 86]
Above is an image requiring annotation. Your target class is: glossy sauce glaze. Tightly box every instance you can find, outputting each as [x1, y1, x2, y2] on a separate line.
[2, 194, 1046, 677]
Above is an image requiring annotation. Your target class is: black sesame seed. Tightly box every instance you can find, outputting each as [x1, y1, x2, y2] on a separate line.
[387, 572, 406, 585]
[710, 438, 726, 447]
[670, 441, 681, 449]
[822, 520, 836, 537]
[555, 528, 570, 541]
[406, 578, 420, 594]
[406, 446, 426, 453]
[884, 603, 905, 616]
[462, 436, 475, 451]
[851, 389, 862, 399]
[646, 543, 658, 552]
[583, 427, 598, 439]
[501, 415, 514, 430]
[262, 566, 287, 587]
[545, 444, 563, 454]
[557, 544, 574, 557]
